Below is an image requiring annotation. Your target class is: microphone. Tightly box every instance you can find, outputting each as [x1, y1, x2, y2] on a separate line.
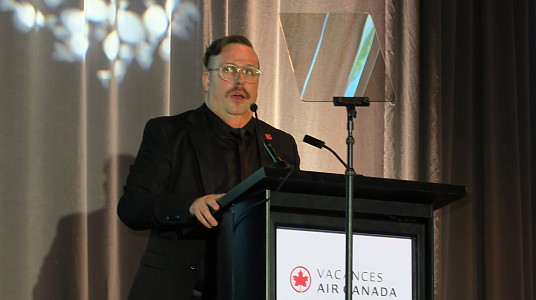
[250, 104, 289, 168]
[303, 135, 325, 149]
[303, 134, 348, 169]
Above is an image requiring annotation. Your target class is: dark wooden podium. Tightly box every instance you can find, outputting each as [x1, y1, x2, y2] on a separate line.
[209, 167, 466, 300]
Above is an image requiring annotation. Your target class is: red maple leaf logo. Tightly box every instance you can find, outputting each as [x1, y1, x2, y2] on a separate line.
[290, 266, 311, 293]
[293, 270, 309, 287]
[265, 133, 273, 140]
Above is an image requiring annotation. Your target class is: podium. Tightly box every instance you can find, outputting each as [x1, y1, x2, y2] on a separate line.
[210, 167, 466, 300]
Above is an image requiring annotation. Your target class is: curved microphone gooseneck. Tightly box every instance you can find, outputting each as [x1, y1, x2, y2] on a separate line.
[250, 103, 289, 168]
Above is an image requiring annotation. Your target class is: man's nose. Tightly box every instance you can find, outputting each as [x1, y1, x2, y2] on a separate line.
[235, 70, 245, 84]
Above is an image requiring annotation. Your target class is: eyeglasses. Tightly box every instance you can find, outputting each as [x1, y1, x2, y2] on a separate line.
[208, 64, 263, 84]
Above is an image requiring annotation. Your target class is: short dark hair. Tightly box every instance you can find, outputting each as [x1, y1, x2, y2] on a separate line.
[203, 35, 254, 68]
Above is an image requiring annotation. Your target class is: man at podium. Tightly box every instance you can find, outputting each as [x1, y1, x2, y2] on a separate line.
[118, 35, 300, 300]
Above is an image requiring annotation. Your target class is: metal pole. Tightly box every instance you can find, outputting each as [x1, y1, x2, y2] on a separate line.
[333, 96, 369, 300]
[344, 105, 356, 300]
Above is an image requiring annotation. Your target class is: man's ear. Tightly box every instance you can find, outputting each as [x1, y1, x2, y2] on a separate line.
[202, 72, 210, 91]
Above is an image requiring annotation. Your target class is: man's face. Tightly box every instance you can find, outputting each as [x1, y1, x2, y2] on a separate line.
[202, 43, 259, 126]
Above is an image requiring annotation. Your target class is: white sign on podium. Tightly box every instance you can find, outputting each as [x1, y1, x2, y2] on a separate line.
[276, 228, 413, 299]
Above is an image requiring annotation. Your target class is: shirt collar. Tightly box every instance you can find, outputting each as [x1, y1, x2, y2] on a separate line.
[204, 105, 256, 141]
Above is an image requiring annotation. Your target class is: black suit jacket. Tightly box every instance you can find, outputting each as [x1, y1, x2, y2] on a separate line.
[118, 104, 300, 299]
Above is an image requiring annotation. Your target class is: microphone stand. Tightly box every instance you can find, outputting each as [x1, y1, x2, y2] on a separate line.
[333, 96, 370, 300]
[250, 104, 289, 168]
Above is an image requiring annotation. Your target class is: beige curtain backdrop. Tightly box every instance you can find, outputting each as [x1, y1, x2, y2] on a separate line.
[0, 0, 428, 299]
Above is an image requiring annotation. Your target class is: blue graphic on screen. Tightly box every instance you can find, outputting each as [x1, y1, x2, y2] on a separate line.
[300, 13, 330, 99]
[345, 15, 376, 97]
[297, 13, 378, 99]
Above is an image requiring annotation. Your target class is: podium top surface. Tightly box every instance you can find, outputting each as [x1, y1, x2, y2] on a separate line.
[218, 167, 467, 211]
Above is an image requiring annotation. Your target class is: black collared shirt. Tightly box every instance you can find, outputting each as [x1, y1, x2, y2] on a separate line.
[204, 105, 261, 193]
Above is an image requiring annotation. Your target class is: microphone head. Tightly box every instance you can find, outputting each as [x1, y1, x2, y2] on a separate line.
[250, 103, 258, 112]
[303, 135, 325, 149]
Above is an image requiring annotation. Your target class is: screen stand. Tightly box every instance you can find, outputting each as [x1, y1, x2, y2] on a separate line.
[333, 96, 370, 300]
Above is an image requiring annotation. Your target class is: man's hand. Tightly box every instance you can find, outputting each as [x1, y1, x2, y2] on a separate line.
[189, 193, 225, 228]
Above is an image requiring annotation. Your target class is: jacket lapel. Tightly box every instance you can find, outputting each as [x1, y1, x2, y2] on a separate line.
[187, 105, 216, 194]
[255, 121, 277, 167]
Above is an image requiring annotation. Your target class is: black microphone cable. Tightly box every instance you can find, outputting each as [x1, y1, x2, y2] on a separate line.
[303, 134, 348, 169]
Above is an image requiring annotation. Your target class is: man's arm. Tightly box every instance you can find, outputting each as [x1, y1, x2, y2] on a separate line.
[117, 118, 197, 231]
